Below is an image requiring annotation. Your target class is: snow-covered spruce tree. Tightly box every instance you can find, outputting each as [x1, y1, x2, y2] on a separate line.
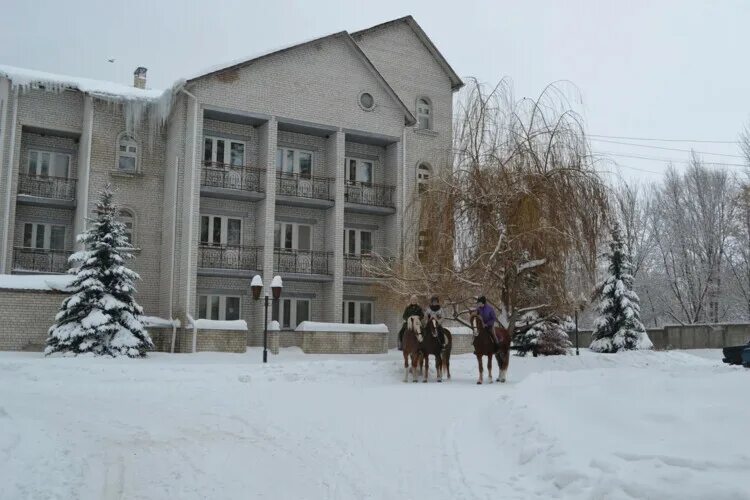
[515, 311, 573, 356]
[590, 222, 652, 352]
[45, 186, 152, 357]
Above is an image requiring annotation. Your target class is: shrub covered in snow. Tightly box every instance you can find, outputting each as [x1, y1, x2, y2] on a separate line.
[590, 222, 652, 353]
[45, 186, 152, 357]
[514, 311, 573, 356]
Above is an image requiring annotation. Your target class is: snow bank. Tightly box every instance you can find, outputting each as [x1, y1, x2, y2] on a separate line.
[267, 320, 280, 331]
[141, 316, 181, 328]
[192, 319, 247, 331]
[0, 273, 74, 291]
[295, 321, 388, 333]
[447, 326, 473, 336]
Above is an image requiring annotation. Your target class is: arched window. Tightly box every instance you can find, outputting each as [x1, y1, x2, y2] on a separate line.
[118, 209, 134, 245]
[416, 97, 432, 130]
[117, 133, 138, 172]
[417, 163, 431, 194]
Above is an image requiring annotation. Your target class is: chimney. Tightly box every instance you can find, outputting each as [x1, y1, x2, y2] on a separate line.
[133, 67, 147, 89]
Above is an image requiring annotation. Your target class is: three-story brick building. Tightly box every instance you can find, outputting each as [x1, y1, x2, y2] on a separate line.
[0, 16, 463, 352]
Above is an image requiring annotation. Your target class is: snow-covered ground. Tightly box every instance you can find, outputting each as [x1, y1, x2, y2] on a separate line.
[0, 348, 747, 500]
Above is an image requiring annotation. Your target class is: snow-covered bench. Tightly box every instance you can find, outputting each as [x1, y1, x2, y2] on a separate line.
[293, 321, 389, 354]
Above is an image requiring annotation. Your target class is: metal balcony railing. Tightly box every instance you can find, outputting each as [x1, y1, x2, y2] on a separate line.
[201, 162, 264, 193]
[18, 174, 76, 201]
[276, 173, 334, 201]
[274, 249, 332, 275]
[198, 244, 263, 271]
[13, 247, 70, 273]
[344, 181, 395, 208]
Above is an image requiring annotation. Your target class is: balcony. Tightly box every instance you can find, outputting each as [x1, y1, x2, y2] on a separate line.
[274, 249, 332, 278]
[275, 173, 335, 208]
[13, 247, 70, 274]
[344, 181, 396, 214]
[200, 162, 265, 202]
[343, 254, 392, 281]
[17, 174, 76, 208]
[198, 244, 262, 276]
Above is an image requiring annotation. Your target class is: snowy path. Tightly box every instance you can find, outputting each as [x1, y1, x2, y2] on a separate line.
[0, 349, 747, 500]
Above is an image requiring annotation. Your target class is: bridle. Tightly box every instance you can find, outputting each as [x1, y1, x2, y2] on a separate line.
[471, 315, 480, 338]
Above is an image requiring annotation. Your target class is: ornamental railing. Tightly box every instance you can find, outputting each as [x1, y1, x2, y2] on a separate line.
[274, 249, 332, 275]
[201, 162, 264, 193]
[198, 244, 263, 271]
[276, 173, 334, 201]
[344, 181, 395, 208]
[17, 174, 77, 201]
[13, 247, 70, 273]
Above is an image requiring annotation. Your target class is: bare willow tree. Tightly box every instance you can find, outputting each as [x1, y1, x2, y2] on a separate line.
[372, 78, 609, 348]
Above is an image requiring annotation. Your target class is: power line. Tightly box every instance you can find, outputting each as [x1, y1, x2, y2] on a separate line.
[589, 133, 740, 144]
[598, 151, 747, 168]
[590, 138, 745, 159]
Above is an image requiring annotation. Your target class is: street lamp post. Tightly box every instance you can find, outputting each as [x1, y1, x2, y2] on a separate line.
[251, 275, 283, 363]
[575, 310, 580, 356]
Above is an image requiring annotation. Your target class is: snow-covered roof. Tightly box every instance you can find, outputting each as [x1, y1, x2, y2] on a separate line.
[296, 321, 389, 334]
[0, 64, 167, 102]
[192, 319, 248, 331]
[0, 273, 74, 292]
[141, 316, 181, 328]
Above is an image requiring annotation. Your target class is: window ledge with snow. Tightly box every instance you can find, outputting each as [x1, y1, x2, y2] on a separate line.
[191, 319, 248, 331]
[110, 170, 143, 179]
[0, 274, 74, 291]
[413, 128, 438, 138]
[295, 321, 388, 334]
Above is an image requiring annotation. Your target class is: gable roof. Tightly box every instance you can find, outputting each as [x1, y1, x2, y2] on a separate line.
[185, 31, 416, 126]
[352, 16, 464, 92]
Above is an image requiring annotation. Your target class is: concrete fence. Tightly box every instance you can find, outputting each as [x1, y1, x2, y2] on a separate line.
[575, 323, 750, 350]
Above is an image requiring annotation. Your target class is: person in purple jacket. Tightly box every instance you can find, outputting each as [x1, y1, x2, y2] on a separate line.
[475, 296, 500, 347]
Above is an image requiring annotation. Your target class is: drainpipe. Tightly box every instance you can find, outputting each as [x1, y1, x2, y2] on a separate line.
[180, 88, 199, 327]
[400, 127, 406, 264]
[169, 155, 179, 353]
[1, 88, 19, 273]
[187, 313, 197, 353]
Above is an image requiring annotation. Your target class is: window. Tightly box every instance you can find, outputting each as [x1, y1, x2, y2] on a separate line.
[343, 229, 373, 255]
[417, 163, 431, 194]
[276, 147, 313, 178]
[22, 223, 66, 250]
[359, 92, 375, 110]
[418, 230, 430, 262]
[416, 98, 432, 130]
[200, 215, 242, 246]
[272, 298, 310, 329]
[118, 209, 134, 245]
[342, 300, 373, 324]
[117, 134, 138, 172]
[198, 294, 241, 320]
[274, 222, 311, 251]
[27, 150, 70, 178]
[204, 137, 245, 167]
[345, 158, 374, 185]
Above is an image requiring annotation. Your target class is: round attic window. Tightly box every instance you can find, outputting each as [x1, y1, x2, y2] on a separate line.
[359, 92, 375, 110]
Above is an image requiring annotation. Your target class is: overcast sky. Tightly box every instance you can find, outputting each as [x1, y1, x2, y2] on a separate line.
[2, 0, 749, 181]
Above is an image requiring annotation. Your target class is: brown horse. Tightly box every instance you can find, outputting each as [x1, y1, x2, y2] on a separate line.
[422, 317, 452, 380]
[402, 315, 423, 383]
[420, 317, 444, 383]
[469, 312, 511, 384]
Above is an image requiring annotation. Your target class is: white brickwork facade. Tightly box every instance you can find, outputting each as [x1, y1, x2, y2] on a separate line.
[0, 16, 462, 352]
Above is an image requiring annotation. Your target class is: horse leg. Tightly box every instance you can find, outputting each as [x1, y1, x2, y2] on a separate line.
[487, 352, 494, 384]
[436, 353, 442, 382]
[403, 352, 409, 383]
[476, 354, 483, 385]
[499, 349, 508, 383]
[445, 353, 451, 380]
[411, 354, 419, 383]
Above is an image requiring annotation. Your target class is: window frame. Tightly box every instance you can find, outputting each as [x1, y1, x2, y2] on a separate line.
[416, 97, 432, 130]
[342, 300, 374, 324]
[343, 228, 373, 256]
[274, 222, 312, 251]
[200, 214, 243, 247]
[417, 163, 431, 194]
[118, 209, 135, 246]
[197, 294, 242, 321]
[272, 297, 311, 330]
[116, 133, 139, 173]
[204, 136, 246, 167]
[344, 157, 375, 185]
[276, 147, 314, 178]
[27, 149, 71, 178]
[22, 222, 66, 250]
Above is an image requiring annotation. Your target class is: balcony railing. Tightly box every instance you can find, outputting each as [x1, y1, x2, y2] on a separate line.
[274, 249, 332, 275]
[13, 247, 70, 274]
[276, 173, 334, 201]
[18, 174, 76, 201]
[201, 162, 264, 193]
[198, 244, 263, 271]
[344, 181, 395, 208]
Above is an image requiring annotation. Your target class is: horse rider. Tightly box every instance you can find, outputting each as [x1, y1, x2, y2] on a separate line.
[476, 296, 500, 347]
[397, 294, 424, 351]
[425, 295, 447, 347]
